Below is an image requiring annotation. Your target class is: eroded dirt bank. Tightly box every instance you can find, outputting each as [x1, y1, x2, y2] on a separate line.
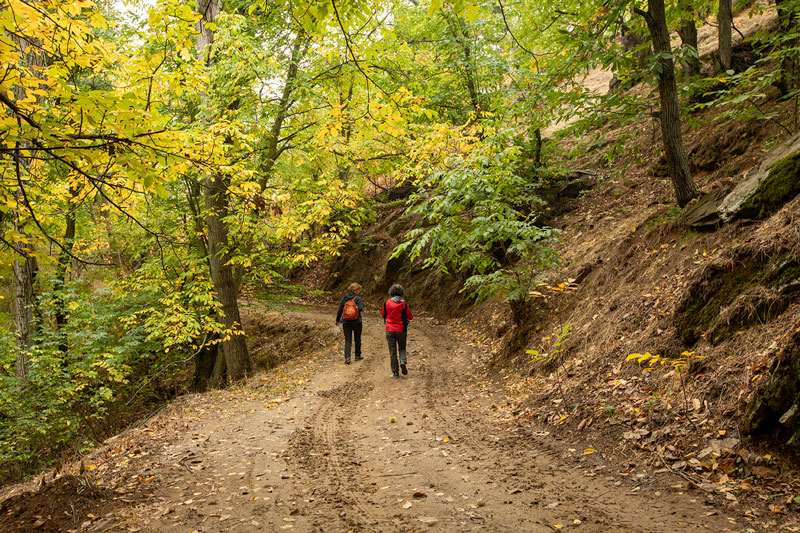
[1, 307, 759, 532]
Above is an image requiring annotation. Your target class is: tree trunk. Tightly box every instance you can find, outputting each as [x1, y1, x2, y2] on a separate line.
[443, 13, 482, 116]
[192, 333, 220, 392]
[10, 23, 45, 382]
[636, 0, 698, 207]
[610, 22, 651, 91]
[337, 79, 355, 183]
[54, 185, 77, 355]
[533, 128, 543, 168]
[12, 221, 37, 382]
[677, 17, 701, 77]
[205, 174, 251, 382]
[257, 34, 306, 191]
[462, 39, 481, 115]
[775, 0, 799, 97]
[716, 0, 733, 73]
[196, 0, 251, 384]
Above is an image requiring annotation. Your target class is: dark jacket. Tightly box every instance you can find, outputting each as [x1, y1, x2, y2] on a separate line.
[336, 293, 363, 323]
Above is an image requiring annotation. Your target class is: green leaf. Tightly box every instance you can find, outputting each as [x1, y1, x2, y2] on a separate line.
[154, 184, 169, 200]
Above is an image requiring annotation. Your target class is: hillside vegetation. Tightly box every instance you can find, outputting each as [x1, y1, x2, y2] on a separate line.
[1, 0, 800, 520]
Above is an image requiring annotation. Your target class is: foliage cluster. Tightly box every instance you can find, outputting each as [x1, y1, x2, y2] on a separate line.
[0, 285, 165, 475]
[393, 126, 559, 303]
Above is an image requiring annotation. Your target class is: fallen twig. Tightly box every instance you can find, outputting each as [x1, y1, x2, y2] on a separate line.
[655, 452, 707, 489]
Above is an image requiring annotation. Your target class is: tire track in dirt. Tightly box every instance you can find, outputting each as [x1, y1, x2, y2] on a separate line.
[288, 372, 388, 530]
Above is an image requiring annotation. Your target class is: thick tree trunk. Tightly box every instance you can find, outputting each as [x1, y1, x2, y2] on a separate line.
[210, 347, 227, 387]
[195, 0, 251, 384]
[12, 223, 36, 382]
[716, 0, 733, 73]
[205, 174, 251, 381]
[637, 0, 698, 207]
[677, 17, 701, 77]
[10, 23, 45, 382]
[192, 333, 220, 392]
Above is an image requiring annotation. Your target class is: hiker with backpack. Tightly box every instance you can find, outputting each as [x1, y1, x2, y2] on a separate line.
[382, 283, 413, 379]
[335, 282, 364, 364]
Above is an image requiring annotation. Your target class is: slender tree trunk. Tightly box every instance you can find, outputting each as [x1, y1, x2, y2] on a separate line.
[337, 79, 355, 183]
[196, 0, 251, 384]
[716, 0, 733, 73]
[184, 176, 209, 257]
[677, 17, 701, 77]
[257, 34, 306, 191]
[54, 185, 78, 355]
[636, 0, 698, 207]
[443, 12, 482, 116]
[533, 128, 543, 168]
[462, 39, 481, 114]
[775, 0, 799, 97]
[610, 22, 651, 91]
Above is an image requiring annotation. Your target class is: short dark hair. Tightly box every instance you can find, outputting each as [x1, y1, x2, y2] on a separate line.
[389, 284, 404, 297]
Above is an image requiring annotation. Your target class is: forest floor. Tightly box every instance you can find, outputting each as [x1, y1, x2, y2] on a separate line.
[2, 305, 784, 533]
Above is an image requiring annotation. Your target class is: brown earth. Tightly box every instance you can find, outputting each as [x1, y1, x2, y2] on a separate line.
[0, 306, 770, 532]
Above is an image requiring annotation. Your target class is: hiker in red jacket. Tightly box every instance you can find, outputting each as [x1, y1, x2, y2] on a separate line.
[381, 284, 413, 379]
[335, 282, 363, 364]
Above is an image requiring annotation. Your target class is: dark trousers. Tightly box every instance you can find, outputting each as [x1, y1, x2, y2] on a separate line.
[386, 331, 407, 375]
[343, 322, 362, 362]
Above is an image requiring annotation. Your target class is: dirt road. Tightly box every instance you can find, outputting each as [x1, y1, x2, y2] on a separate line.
[95, 307, 741, 533]
[2, 307, 746, 532]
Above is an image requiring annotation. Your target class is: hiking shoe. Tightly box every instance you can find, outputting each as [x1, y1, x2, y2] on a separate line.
[392, 374, 399, 379]
[355, 356, 363, 361]
[400, 363, 407, 375]
[345, 360, 351, 365]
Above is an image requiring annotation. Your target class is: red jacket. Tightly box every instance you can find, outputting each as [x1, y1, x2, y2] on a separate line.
[382, 298, 413, 332]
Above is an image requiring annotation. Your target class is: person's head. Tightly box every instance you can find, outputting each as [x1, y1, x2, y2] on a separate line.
[347, 282, 362, 294]
[389, 284, 405, 298]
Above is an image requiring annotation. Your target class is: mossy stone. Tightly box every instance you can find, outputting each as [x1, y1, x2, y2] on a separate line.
[736, 151, 800, 220]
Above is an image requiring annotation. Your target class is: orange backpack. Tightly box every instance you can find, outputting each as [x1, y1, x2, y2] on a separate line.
[342, 299, 359, 321]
